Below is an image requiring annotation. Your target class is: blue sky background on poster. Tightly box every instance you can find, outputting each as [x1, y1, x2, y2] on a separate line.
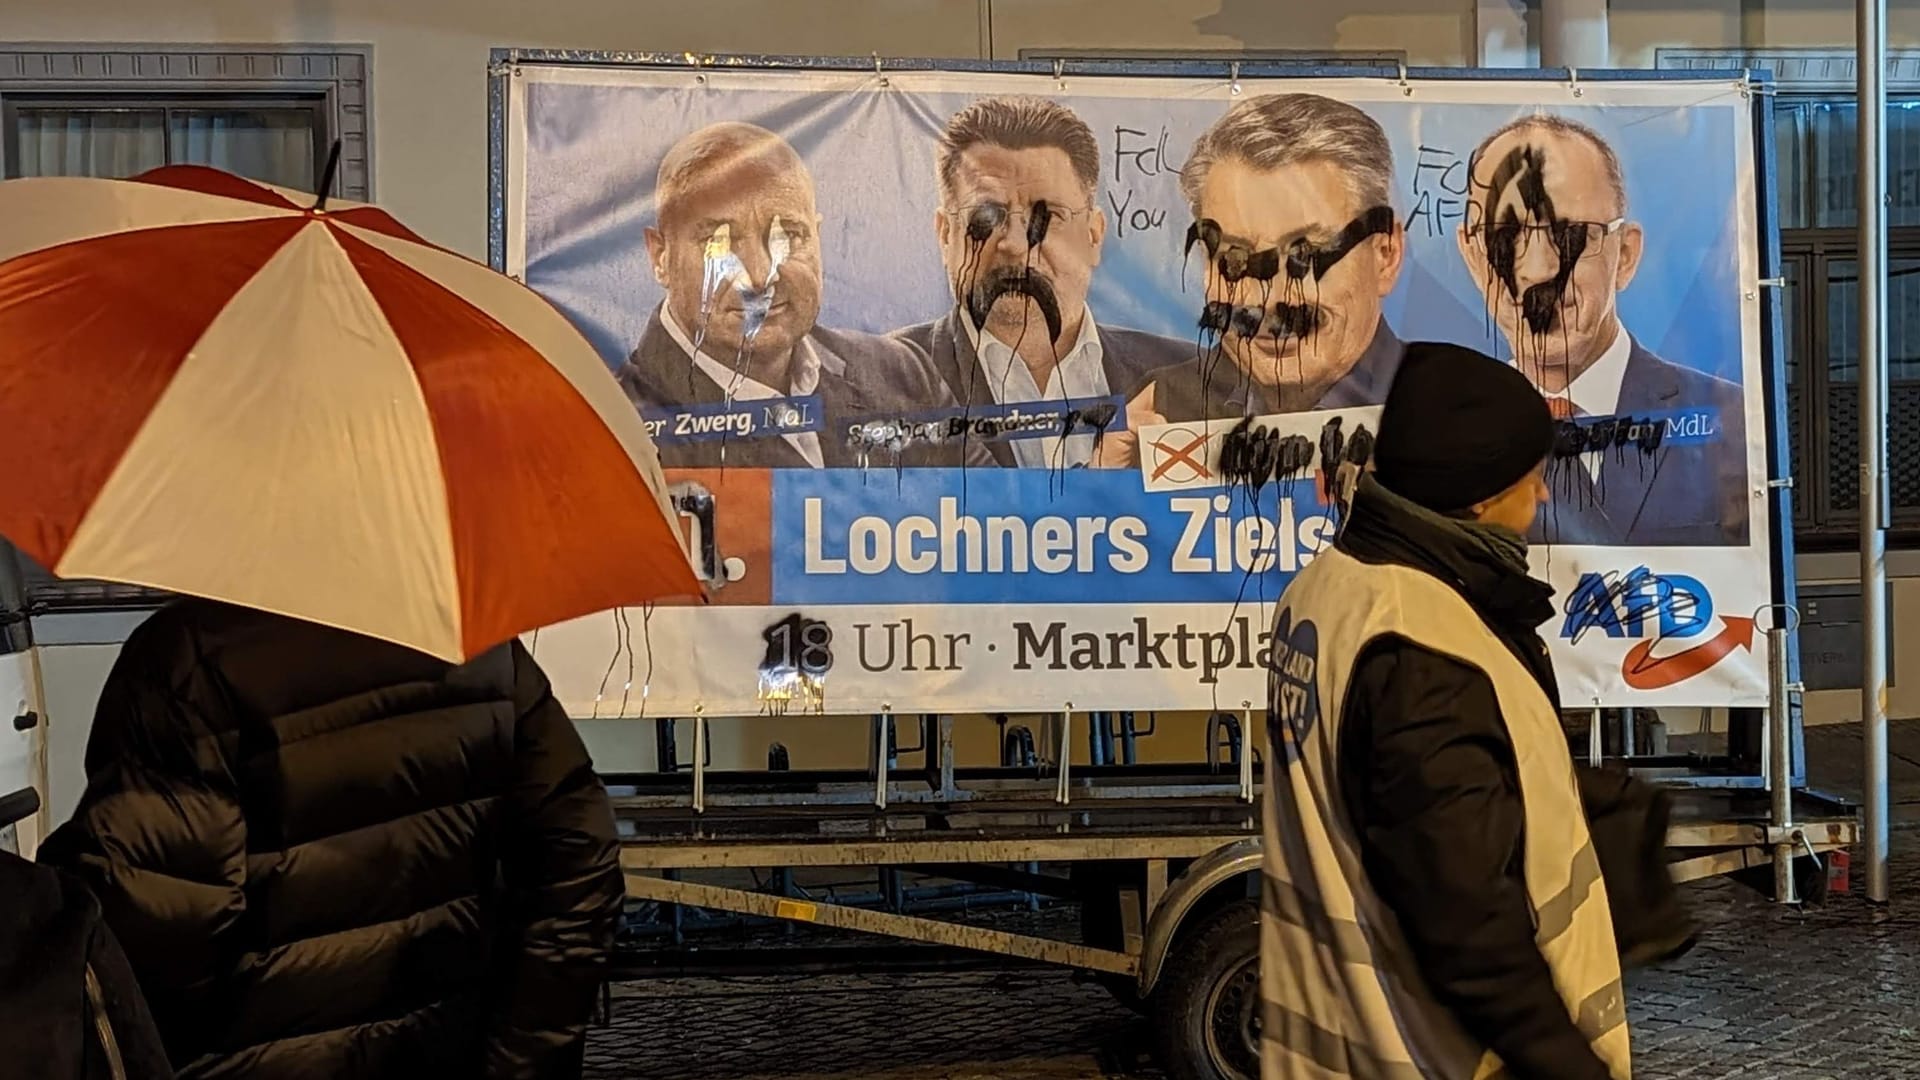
[521, 78, 1744, 385]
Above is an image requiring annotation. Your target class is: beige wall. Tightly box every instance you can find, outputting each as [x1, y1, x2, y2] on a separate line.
[9, 0, 1920, 260]
[0, 0, 987, 261]
[1608, 0, 1920, 65]
[984, 0, 1475, 65]
[0, 0, 1486, 261]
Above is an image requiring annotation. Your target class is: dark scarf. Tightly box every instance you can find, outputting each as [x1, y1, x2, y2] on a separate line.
[1368, 478, 1529, 571]
[1337, 476, 1559, 670]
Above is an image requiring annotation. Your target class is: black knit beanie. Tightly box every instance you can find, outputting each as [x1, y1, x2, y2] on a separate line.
[1372, 341, 1555, 514]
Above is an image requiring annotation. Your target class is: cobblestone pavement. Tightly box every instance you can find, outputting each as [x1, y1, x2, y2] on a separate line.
[588, 724, 1920, 1079]
[587, 841, 1920, 1080]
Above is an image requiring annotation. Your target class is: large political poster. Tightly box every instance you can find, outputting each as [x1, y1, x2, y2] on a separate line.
[496, 60, 1775, 715]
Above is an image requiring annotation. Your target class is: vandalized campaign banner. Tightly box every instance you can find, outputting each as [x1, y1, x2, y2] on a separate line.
[498, 62, 1773, 713]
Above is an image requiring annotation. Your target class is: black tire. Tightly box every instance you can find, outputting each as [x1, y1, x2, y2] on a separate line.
[1150, 898, 1259, 1080]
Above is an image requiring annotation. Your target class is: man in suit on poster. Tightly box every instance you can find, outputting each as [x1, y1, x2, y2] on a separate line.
[894, 95, 1189, 469]
[620, 120, 972, 469]
[1126, 92, 1409, 431]
[1458, 113, 1750, 547]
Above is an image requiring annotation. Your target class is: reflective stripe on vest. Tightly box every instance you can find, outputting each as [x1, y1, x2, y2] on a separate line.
[1260, 547, 1630, 1080]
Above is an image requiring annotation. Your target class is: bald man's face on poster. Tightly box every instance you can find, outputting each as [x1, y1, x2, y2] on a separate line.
[1458, 122, 1646, 387]
[646, 135, 825, 365]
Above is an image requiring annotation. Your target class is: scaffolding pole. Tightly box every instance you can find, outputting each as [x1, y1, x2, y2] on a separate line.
[1859, 0, 1892, 904]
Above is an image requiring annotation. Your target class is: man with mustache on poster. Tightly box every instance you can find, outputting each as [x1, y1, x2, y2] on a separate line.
[893, 95, 1188, 468]
[1459, 113, 1749, 547]
[1128, 93, 1408, 429]
[619, 121, 968, 469]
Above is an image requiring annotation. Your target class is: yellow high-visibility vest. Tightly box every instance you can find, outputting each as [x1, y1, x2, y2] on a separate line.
[1261, 546, 1630, 1080]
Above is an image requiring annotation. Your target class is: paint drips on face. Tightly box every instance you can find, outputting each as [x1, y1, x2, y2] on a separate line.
[1198, 300, 1323, 342]
[735, 215, 791, 342]
[1185, 207, 1392, 287]
[967, 264, 1065, 346]
[691, 217, 794, 380]
[1480, 146, 1586, 337]
[1186, 207, 1394, 402]
[689, 217, 796, 467]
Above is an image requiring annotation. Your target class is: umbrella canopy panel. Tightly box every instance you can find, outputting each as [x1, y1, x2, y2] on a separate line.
[0, 166, 697, 661]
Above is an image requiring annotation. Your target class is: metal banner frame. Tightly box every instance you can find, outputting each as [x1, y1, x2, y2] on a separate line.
[484, 52, 1802, 793]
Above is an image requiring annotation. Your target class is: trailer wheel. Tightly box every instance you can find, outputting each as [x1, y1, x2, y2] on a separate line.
[1151, 898, 1259, 1080]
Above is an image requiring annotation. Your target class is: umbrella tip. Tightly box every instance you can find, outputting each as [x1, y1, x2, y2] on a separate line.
[313, 140, 344, 211]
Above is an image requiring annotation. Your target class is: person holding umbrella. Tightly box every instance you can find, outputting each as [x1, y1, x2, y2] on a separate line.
[1259, 342, 1630, 1079]
[0, 163, 704, 1078]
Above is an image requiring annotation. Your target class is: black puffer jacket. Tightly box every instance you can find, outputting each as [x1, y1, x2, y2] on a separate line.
[39, 600, 622, 1079]
[0, 849, 173, 1080]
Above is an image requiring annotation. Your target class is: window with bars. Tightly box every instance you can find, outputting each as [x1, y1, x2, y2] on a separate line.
[3, 94, 328, 186]
[1775, 97, 1920, 543]
[1, 93, 330, 611]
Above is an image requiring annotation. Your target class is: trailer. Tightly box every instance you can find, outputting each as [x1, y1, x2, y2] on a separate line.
[594, 701, 1853, 1080]
[489, 52, 1853, 1080]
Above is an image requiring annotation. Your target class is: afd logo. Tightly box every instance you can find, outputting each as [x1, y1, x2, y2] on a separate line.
[1561, 567, 1755, 690]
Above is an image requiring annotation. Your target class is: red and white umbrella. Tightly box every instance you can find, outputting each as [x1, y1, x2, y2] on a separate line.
[0, 164, 700, 662]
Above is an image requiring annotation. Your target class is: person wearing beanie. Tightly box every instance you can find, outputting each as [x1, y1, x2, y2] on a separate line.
[1257, 342, 1630, 1080]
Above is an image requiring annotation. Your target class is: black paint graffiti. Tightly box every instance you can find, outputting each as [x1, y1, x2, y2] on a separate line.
[1216, 414, 1374, 502]
[1478, 144, 1586, 339]
[1561, 566, 1701, 647]
[958, 199, 1053, 250]
[1108, 125, 1173, 239]
[1550, 415, 1666, 461]
[1317, 416, 1349, 479]
[1198, 299, 1322, 342]
[1538, 413, 1671, 537]
[669, 484, 721, 582]
[966, 263, 1065, 348]
[844, 402, 1119, 456]
[1343, 424, 1376, 468]
[1208, 412, 1373, 721]
[760, 612, 834, 714]
[591, 603, 657, 720]
[1217, 416, 1264, 487]
[1408, 145, 1469, 239]
[1470, 139, 1638, 539]
[762, 613, 834, 676]
[1183, 207, 1395, 411]
[1185, 207, 1394, 286]
[1219, 416, 1319, 499]
[1061, 402, 1118, 440]
[945, 193, 1087, 484]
